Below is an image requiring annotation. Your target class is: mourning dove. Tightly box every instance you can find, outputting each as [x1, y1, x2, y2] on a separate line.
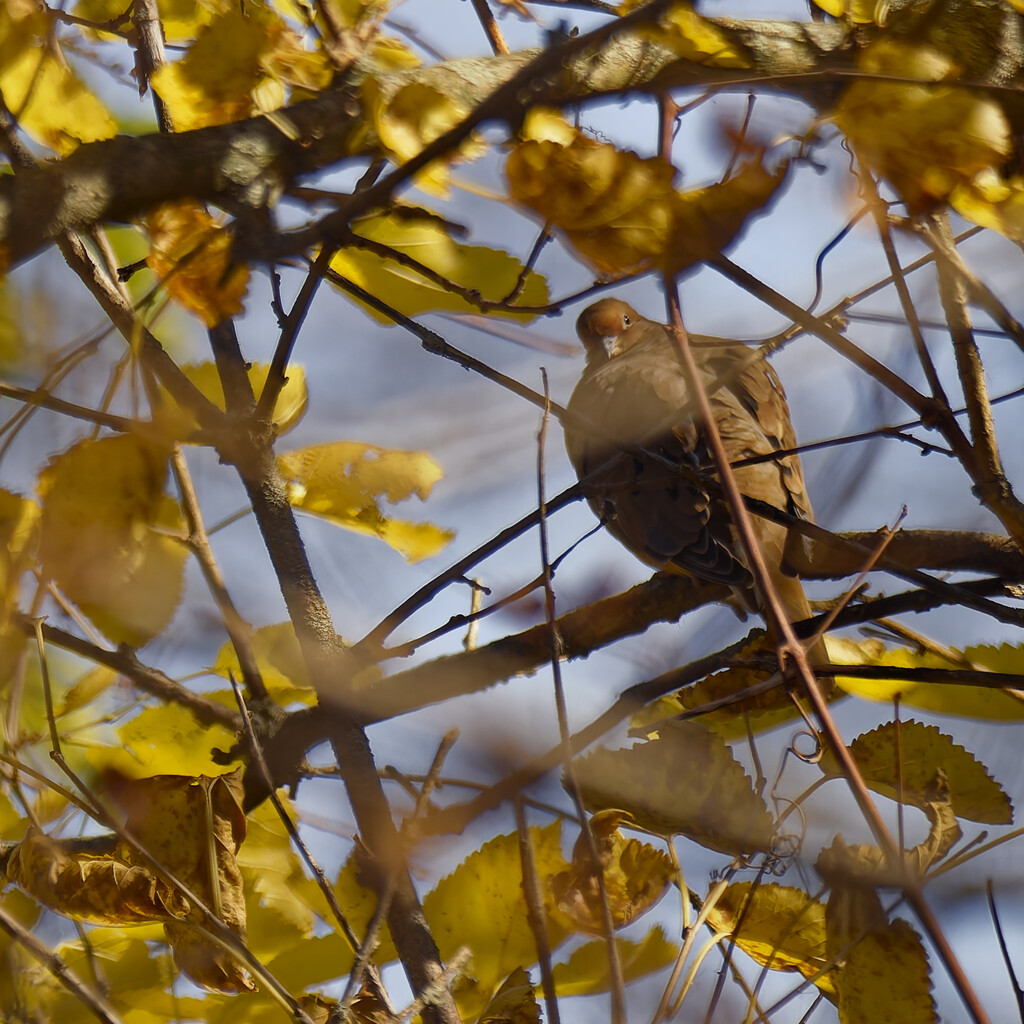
[564, 297, 819, 646]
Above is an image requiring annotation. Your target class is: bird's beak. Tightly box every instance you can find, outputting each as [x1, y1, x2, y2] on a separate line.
[601, 335, 623, 359]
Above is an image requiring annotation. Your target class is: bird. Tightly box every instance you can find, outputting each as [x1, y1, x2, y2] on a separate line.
[564, 297, 821, 652]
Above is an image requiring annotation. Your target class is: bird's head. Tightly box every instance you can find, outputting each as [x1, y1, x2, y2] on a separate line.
[575, 298, 644, 363]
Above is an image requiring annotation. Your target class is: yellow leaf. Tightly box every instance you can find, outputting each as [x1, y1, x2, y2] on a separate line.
[174, 360, 308, 436]
[834, 39, 1011, 210]
[549, 810, 673, 933]
[330, 211, 548, 320]
[706, 882, 837, 1000]
[58, 665, 120, 715]
[72, 0, 230, 43]
[572, 720, 775, 855]
[0, 10, 116, 153]
[551, 926, 678, 996]
[277, 441, 454, 562]
[507, 126, 786, 277]
[619, 1, 750, 68]
[237, 796, 324, 945]
[809, 0, 881, 21]
[368, 36, 422, 71]
[952, 169, 1024, 243]
[361, 79, 482, 194]
[151, 6, 282, 129]
[819, 720, 1012, 824]
[424, 824, 569, 1017]
[37, 435, 187, 647]
[829, 636, 1024, 720]
[92, 702, 240, 778]
[0, 488, 38, 610]
[477, 967, 540, 1024]
[321, 0, 393, 29]
[212, 622, 313, 704]
[836, 918, 937, 1024]
[146, 201, 250, 327]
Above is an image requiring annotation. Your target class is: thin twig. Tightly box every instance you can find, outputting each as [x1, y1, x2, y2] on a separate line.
[468, 0, 510, 54]
[515, 799, 561, 1024]
[0, 904, 124, 1024]
[172, 447, 268, 701]
[660, 279, 991, 1024]
[230, 674, 360, 951]
[536, 370, 627, 1023]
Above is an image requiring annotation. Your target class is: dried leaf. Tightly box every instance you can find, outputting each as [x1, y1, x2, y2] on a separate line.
[477, 967, 540, 1024]
[146, 201, 249, 327]
[549, 810, 673, 933]
[108, 770, 253, 992]
[6, 827, 189, 925]
[507, 115, 786, 278]
[816, 771, 961, 884]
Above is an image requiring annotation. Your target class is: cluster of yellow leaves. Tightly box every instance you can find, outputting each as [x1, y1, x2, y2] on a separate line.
[705, 877, 938, 1020]
[278, 441, 455, 563]
[146, 201, 251, 328]
[5, 772, 251, 993]
[331, 210, 549, 319]
[834, 39, 1012, 211]
[151, 5, 332, 131]
[506, 111, 787, 278]
[0, 6, 115, 154]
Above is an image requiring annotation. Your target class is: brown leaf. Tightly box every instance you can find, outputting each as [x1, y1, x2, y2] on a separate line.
[107, 769, 252, 992]
[5, 827, 189, 925]
[549, 810, 673, 934]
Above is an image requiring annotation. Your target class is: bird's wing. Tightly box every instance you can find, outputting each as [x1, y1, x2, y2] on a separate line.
[565, 341, 751, 587]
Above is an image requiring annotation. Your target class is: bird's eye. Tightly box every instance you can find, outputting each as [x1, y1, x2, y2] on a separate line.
[622, 315, 631, 328]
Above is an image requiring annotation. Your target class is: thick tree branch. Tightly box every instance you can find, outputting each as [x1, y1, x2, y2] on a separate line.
[6, 3, 1021, 268]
